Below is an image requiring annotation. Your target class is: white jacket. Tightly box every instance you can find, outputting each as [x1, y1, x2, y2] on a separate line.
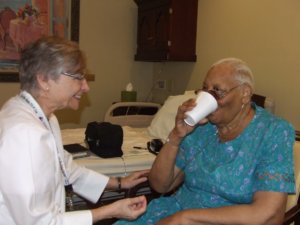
[0, 93, 109, 225]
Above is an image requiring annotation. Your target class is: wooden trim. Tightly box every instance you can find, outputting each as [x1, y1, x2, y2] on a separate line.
[70, 0, 80, 42]
[0, 72, 95, 83]
[283, 204, 300, 225]
[0, 71, 19, 82]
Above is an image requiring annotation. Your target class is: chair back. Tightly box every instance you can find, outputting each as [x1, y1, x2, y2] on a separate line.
[251, 93, 275, 113]
[284, 141, 300, 225]
[286, 142, 300, 210]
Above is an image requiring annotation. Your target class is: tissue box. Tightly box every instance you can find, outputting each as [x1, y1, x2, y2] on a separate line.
[121, 91, 137, 102]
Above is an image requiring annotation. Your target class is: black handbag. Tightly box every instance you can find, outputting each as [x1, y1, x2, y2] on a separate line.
[85, 121, 123, 158]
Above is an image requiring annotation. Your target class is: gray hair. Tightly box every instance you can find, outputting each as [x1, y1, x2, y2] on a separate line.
[19, 36, 86, 92]
[210, 57, 254, 90]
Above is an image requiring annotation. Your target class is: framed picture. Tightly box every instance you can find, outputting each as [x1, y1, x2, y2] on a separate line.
[0, 0, 80, 82]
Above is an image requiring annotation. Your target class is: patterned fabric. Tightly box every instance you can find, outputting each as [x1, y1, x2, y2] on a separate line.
[114, 104, 295, 225]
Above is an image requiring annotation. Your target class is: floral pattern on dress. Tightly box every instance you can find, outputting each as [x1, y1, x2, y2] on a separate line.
[114, 104, 295, 225]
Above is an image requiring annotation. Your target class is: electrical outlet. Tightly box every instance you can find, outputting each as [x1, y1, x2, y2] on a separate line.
[155, 80, 167, 89]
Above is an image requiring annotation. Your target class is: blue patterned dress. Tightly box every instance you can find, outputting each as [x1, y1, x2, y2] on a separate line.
[114, 105, 295, 225]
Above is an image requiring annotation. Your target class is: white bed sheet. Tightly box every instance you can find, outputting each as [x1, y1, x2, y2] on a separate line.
[61, 126, 156, 177]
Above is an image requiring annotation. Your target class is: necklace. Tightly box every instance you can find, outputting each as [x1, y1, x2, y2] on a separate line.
[217, 103, 253, 142]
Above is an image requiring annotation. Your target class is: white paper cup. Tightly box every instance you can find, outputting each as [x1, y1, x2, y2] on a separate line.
[184, 91, 218, 126]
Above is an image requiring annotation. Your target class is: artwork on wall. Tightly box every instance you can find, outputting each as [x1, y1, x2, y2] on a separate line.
[0, 0, 80, 82]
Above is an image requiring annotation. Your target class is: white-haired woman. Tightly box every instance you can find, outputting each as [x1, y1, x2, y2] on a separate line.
[115, 58, 295, 225]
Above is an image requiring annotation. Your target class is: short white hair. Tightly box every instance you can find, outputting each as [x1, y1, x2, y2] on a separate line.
[210, 57, 254, 90]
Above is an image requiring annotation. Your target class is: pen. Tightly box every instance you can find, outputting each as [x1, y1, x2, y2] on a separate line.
[133, 146, 147, 150]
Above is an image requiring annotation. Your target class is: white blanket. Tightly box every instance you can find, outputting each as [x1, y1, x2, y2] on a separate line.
[61, 126, 156, 177]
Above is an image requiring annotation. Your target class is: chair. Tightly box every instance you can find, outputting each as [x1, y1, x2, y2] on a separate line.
[251, 93, 275, 113]
[0, 7, 17, 50]
[283, 141, 300, 225]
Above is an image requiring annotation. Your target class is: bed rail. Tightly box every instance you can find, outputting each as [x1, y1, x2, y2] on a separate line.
[104, 102, 161, 127]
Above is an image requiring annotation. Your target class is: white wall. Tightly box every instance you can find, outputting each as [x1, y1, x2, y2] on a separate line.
[54, 0, 154, 128]
[0, 0, 299, 131]
[153, 0, 300, 131]
[0, 0, 154, 129]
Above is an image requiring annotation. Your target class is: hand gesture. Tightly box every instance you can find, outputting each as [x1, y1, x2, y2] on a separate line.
[111, 195, 147, 220]
[173, 98, 208, 139]
[92, 196, 147, 222]
[121, 170, 149, 189]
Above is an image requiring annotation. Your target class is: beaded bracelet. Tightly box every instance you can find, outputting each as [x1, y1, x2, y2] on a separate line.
[165, 137, 179, 147]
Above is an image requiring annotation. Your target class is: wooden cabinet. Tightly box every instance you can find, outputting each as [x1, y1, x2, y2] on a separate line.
[134, 0, 198, 62]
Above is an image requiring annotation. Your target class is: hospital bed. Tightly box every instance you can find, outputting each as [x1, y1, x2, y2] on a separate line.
[61, 101, 162, 210]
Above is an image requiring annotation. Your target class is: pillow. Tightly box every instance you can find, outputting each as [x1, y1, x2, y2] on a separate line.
[184, 90, 196, 95]
[147, 92, 196, 141]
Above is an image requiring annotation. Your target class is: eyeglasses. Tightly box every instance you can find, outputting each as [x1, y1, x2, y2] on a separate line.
[61, 71, 85, 80]
[196, 84, 243, 100]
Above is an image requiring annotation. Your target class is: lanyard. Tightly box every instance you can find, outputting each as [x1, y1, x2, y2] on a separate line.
[19, 91, 70, 186]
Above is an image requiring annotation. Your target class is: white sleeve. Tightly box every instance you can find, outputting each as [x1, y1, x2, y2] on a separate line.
[50, 115, 109, 203]
[0, 122, 95, 225]
[65, 152, 109, 203]
[63, 211, 93, 225]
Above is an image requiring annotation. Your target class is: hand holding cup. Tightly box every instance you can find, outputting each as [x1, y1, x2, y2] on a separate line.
[184, 91, 218, 126]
